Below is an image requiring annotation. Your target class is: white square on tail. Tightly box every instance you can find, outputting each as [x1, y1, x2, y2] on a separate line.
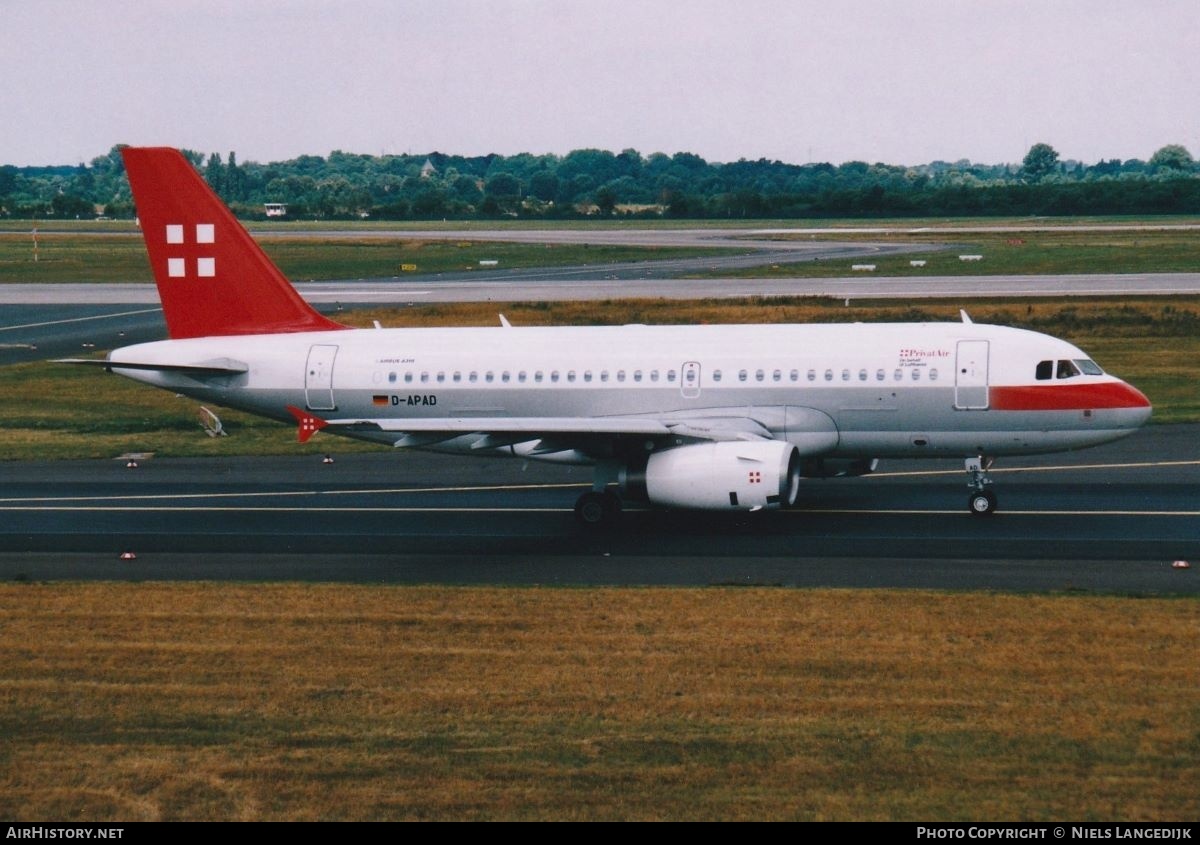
[197, 257, 216, 277]
[166, 224, 184, 244]
[168, 257, 185, 277]
[196, 223, 214, 244]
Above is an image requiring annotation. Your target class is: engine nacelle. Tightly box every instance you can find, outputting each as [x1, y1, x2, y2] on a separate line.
[632, 441, 801, 511]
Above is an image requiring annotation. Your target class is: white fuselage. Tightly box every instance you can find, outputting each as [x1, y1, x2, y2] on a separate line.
[108, 321, 1151, 462]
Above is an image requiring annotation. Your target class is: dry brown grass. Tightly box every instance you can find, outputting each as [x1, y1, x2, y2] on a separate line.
[1, 584, 1196, 821]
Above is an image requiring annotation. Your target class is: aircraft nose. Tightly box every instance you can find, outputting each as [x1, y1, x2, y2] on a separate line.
[1110, 380, 1152, 429]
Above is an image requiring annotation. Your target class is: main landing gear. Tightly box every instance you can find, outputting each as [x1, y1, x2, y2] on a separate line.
[575, 460, 624, 527]
[965, 456, 997, 516]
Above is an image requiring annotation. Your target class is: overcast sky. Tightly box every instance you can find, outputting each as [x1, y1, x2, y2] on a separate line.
[4, 0, 1197, 167]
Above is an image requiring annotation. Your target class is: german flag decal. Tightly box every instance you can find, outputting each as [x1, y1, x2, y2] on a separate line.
[372, 395, 389, 405]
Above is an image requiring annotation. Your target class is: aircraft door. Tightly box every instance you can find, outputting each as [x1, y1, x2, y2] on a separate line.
[681, 361, 701, 398]
[954, 340, 989, 410]
[305, 344, 338, 410]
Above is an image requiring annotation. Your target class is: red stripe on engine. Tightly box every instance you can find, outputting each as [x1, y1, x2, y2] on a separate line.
[990, 382, 1151, 411]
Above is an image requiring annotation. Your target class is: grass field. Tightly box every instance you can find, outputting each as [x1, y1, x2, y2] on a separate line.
[0, 584, 1195, 821]
[2, 295, 1193, 462]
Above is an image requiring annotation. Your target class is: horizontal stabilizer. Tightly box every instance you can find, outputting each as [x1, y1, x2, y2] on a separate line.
[57, 358, 249, 375]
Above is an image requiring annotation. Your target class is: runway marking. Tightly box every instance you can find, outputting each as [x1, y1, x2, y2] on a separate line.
[872, 459, 1200, 478]
[0, 505, 1195, 517]
[0, 482, 591, 505]
[0, 307, 162, 332]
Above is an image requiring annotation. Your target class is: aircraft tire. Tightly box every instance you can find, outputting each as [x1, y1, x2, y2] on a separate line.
[968, 489, 998, 516]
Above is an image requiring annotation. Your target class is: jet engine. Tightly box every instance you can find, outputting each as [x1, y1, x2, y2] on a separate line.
[624, 441, 802, 511]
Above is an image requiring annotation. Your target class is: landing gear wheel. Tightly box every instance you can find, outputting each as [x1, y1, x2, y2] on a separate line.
[968, 489, 997, 516]
[575, 490, 621, 526]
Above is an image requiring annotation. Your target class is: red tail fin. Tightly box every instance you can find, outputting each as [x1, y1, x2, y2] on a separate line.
[121, 147, 345, 339]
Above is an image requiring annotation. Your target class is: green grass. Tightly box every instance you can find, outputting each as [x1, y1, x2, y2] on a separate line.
[1, 297, 1195, 461]
[0, 232, 733, 283]
[0, 585, 1196, 821]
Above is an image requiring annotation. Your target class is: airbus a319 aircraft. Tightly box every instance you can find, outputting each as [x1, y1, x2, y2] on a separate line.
[69, 147, 1152, 525]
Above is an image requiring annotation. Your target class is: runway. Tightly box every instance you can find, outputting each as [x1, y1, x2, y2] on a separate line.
[1, 424, 1195, 592]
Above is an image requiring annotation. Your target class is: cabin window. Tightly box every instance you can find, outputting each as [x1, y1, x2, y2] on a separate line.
[650, 370, 659, 382]
[583, 370, 593, 382]
[824, 369, 833, 381]
[713, 370, 722, 382]
[436, 372, 445, 383]
[894, 369, 902, 381]
[876, 369, 885, 381]
[485, 371, 494, 383]
[911, 369, 921, 381]
[1057, 360, 1082, 379]
[633, 370, 643, 382]
[468, 372, 478, 383]
[790, 369, 799, 382]
[501, 371, 510, 383]
[772, 369, 782, 382]
[753, 369, 763, 382]
[1076, 359, 1104, 375]
[667, 370, 676, 382]
[600, 370, 609, 382]
[807, 369, 816, 382]
[388, 372, 397, 384]
[551, 371, 560, 383]
[617, 370, 626, 382]
[420, 372, 429, 383]
[738, 369, 748, 382]
[517, 371, 526, 383]
[453, 371, 462, 383]
[534, 371, 544, 382]
[841, 369, 850, 382]
[567, 370, 576, 382]
[929, 368, 938, 381]
[405, 372, 414, 384]
[1036, 360, 1053, 380]
[858, 369, 868, 381]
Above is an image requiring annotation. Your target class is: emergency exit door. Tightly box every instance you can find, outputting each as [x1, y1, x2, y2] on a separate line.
[305, 344, 338, 410]
[954, 340, 989, 410]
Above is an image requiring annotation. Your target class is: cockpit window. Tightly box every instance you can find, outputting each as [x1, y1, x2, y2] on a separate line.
[1056, 360, 1082, 379]
[1075, 359, 1103, 376]
[1036, 361, 1052, 381]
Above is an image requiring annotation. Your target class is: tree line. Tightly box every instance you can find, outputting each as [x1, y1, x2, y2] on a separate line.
[2, 142, 1197, 220]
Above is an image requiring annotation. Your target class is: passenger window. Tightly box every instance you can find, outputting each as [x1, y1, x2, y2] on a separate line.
[388, 372, 397, 384]
[551, 371, 560, 382]
[911, 369, 921, 381]
[667, 370, 676, 382]
[534, 371, 543, 383]
[453, 371, 462, 383]
[517, 371, 526, 382]
[468, 372, 478, 383]
[405, 372, 414, 383]
[437, 372, 445, 383]
[894, 369, 902, 381]
[841, 369, 850, 381]
[824, 369, 833, 381]
[807, 369, 816, 382]
[858, 369, 868, 381]
[929, 368, 938, 381]
[755, 369, 765, 382]
[567, 370, 576, 382]
[1057, 360, 1081, 379]
[650, 370, 659, 382]
[713, 370, 722, 382]
[876, 369, 885, 381]
[772, 369, 782, 382]
[739, 370, 748, 382]
[501, 371, 510, 383]
[633, 370, 642, 382]
[485, 371, 494, 383]
[583, 371, 593, 382]
[600, 370, 609, 382]
[420, 372, 429, 383]
[1036, 360, 1053, 381]
[617, 370, 626, 382]
[790, 369, 799, 382]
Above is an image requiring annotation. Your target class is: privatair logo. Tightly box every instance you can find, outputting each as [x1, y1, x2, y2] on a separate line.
[165, 223, 216, 280]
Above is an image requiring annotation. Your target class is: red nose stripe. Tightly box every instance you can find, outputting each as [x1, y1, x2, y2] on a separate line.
[991, 382, 1151, 411]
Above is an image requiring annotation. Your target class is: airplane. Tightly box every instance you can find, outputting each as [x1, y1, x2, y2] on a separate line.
[64, 147, 1152, 526]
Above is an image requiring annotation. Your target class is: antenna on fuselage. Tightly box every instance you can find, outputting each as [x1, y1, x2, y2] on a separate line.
[499, 314, 512, 328]
[960, 309, 973, 324]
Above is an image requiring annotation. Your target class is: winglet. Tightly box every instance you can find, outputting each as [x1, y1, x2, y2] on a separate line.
[286, 405, 328, 443]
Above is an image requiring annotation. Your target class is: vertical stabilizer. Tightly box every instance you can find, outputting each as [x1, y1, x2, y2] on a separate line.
[121, 147, 345, 338]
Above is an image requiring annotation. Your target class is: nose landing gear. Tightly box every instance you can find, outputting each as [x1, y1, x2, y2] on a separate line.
[966, 456, 997, 516]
